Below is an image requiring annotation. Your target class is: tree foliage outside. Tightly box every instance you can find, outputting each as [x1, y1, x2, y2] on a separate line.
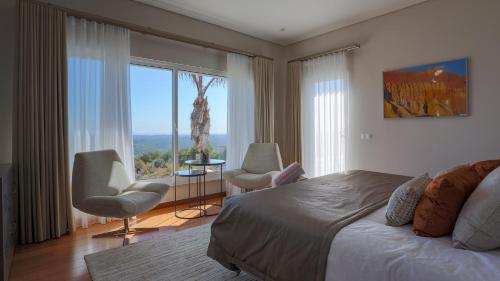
[134, 144, 226, 179]
[180, 72, 225, 154]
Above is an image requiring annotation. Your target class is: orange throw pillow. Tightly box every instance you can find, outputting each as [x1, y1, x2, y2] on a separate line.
[413, 166, 482, 237]
[472, 159, 500, 178]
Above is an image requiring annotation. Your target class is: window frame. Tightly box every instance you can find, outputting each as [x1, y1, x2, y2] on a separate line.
[130, 56, 228, 184]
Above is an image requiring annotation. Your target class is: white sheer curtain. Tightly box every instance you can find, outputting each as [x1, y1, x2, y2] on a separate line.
[226, 53, 255, 195]
[301, 52, 349, 177]
[66, 16, 134, 228]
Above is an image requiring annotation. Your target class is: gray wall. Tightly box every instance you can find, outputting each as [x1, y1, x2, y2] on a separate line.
[0, 0, 16, 165]
[283, 0, 500, 176]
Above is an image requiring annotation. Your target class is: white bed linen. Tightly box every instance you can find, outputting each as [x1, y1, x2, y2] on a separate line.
[326, 206, 500, 281]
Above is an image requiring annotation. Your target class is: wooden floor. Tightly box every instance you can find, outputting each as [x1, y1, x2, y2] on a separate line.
[9, 198, 221, 281]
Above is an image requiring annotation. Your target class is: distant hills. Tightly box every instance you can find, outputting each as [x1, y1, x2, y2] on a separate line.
[133, 134, 227, 155]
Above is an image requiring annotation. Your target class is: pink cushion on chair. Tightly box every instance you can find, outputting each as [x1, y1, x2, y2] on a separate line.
[272, 162, 305, 187]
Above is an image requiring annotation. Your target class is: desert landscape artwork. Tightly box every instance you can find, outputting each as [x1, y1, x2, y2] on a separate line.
[383, 58, 468, 118]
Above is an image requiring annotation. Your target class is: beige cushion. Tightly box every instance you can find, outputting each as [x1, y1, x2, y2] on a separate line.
[126, 181, 169, 198]
[229, 171, 280, 190]
[224, 143, 283, 191]
[79, 191, 161, 219]
[385, 174, 432, 226]
[72, 150, 131, 208]
[223, 169, 246, 181]
[453, 166, 500, 251]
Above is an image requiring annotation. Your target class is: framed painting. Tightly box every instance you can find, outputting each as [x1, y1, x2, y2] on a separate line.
[383, 58, 468, 118]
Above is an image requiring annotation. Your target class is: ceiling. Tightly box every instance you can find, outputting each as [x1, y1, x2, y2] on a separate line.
[136, 0, 429, 46]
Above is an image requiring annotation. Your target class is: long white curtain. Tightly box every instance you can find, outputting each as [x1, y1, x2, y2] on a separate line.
[226, 53, 255, 195]
[301, 53, 349, 177]
[66, 16, 134, 228]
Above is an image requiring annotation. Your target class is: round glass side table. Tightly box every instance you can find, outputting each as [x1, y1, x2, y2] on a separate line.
[184, 159, 226, 214]
[174, 169, 207, 219]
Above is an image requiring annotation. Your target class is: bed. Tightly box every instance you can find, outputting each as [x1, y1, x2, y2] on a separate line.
[327, 206, 500, 281]
[207, 170, 500, 281]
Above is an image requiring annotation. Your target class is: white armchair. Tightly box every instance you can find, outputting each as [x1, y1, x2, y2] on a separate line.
[72, 149, 169, 243]
[223, 143, 283, 192]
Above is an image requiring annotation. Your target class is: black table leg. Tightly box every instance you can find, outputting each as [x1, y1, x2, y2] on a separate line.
[203, 167, 206, 212]
[220, 165, 223, 207]
[188, 165, 191, 206]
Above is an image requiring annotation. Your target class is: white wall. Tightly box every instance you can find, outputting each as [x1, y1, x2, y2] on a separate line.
[0, 0, 16, 164]
[283, 0, 500, 176]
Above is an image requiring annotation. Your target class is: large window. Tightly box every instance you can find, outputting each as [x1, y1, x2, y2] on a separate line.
[130, 59, 227, 181]
[131, 65, 173, 180]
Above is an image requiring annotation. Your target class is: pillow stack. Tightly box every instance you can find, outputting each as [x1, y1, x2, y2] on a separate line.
[413, 165, 482, 237]
[385, 158, 500, 251]
[471, 159, 500, 178]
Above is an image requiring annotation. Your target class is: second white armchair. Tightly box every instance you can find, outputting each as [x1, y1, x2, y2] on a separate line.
[223, 143, 283, 192]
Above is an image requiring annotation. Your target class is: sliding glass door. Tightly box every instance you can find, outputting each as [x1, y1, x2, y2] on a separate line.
[130, 59, 227, 182]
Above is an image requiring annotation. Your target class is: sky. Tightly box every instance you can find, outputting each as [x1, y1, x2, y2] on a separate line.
[130, 64, 228, 135]
[397, 58, 467, 77]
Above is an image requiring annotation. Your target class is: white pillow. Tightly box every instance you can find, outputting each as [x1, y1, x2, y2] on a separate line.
[453, 166, 500, 251]
[385, 173, 432, 226]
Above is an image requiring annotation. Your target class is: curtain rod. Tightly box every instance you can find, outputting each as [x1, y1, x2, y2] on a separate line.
[288, 44, 360, 63]
[40, 1, 274, 61]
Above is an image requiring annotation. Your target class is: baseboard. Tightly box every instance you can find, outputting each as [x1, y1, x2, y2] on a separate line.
[154, 192, 226, 210]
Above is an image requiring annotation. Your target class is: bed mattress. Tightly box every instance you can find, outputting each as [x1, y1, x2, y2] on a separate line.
[326, 206, 500, 281]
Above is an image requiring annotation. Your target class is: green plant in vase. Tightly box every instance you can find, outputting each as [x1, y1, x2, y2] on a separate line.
[201, 148, 210, 163]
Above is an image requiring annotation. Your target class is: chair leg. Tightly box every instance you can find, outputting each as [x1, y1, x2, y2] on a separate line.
[91, 228, 127, 238]
[134, 227, 160, 232]
[91, 218, 160, 240]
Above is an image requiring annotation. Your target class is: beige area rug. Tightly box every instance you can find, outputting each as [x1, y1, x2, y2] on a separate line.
[85, 224, 257, 281]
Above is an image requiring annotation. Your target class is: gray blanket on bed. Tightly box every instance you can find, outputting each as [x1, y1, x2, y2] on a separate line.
[207, 170, 411, 281]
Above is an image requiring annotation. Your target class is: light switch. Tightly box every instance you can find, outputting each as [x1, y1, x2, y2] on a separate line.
[361, 133, 373, 140]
